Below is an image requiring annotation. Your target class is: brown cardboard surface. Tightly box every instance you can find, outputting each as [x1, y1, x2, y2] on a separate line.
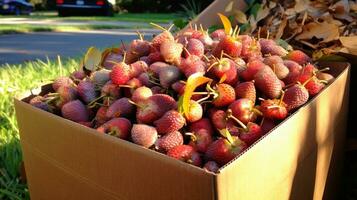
[15, 100, 216, 200]
[215, 62, 350, 200]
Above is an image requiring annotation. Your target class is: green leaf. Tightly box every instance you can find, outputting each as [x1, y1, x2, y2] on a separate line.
[219, 128, 234, 145]
[275, 39, 293, 51]
[249, 3, 261, 18]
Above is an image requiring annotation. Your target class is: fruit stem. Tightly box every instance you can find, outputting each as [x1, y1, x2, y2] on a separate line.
[196, 93, 212, 104]
[168, 24, 174, 32]
[119, 85, 135, 88]
[185, 132, 197, 141]
[219, 128, 235, 145]
[128, 99, 143, 109]
[279, 90, 285, 106]
[257, 27, 261, 40]
[206, 61, 219, 72]
[149, 22, 167, 32]
[226, 109, 247, 130]
[183, 47, 191, 57]
[258, 97, 265, 101]
[136, 31, 144, 41]
[302, 75, 315, 87]
[88, 95, 105, 107]
[260, 117, 265, 126]
[252, 107, 263, 116]
[314, 67, 330, 75]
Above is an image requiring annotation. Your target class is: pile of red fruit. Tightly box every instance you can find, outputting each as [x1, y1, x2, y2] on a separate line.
[29, 21, 335, 172]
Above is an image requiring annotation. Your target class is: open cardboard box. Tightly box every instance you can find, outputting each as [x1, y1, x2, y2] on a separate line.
[15, 61, 350, 200]
[14, 0, 351, 199]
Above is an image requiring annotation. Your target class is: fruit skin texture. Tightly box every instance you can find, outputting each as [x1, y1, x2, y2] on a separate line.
[167, 145, 202, 167]
[131, 124, 158, 148]
[263, 56, 289, 79]
[260, 99, 288, 120]
[29, 96, 51, 111]
[283, 60, 302, 84]
[297, 74, 325, 96]
[286, 50, 311, 65]
[151, 30, 174, 50]
[188, 130, 213, 153]
[154, 110, 186, 135]
[156, 131, 184, 152]
[159, 65, 182, 88]
[185, 38, 204, 58]
[209, 58, 237, 85]
[213, 36, 242, 58]
[160, 40, 183, 64]
[235, 81, 256, 104]
[106, 97, 135, 119]
[241, 59, 266, 81]
[205, 137, 247, 166]
[52, 76, 74, 91]
[110, 62, 132, 85]
[130, 60, 149, 78]
[96, 118, 132, 139]
[212, 83, 236, 107]
[56, 86, 78, 108]
[229, 99, 258, 124]
[238, 122, 263, 146]
[179, 55, 206, 78]
[189, 118, 215, 136]
[77, 80, 97, 104]
[259, 39, 288, 56]
[254, 67, 282, 99]
[283, 84, 309, 111]
[61, 100, 89, 122]
[131, 86, 153, 103]
[204, 161, 220, 173]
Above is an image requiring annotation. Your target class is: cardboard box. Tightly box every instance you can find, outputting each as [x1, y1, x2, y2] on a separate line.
[14, 61, 350, 200]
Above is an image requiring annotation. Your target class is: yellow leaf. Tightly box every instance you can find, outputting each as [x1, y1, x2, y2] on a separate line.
[340, 36, 357, 55]
[219, 128, 234, 144]
[179, 73, 211, 118]
[218, 13, 232, 35]
[295, 21, 340, 43]
[84, 47, 102, 71]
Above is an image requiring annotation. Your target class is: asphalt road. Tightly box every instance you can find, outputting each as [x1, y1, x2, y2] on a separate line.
[0, 29, 160, 65]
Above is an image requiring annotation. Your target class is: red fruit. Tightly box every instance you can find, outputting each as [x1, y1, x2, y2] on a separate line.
[123, 78, 142, 97]
[209, 57, 237, 84]
[95, 106, 110, 126]
[156, 131, 184, 152]
[189, 118, 215, 136]
[52, 76, 74, 91]
[149, 61, 170, 76]
[263, 56, 289, 79]
[101, 81, 121, 100]
[228, 99, 258, 124]
[151, 30, 174, 50]
[283, 60, 302, 84]
[301, 63, 317, 76]
[96, 118, 132, 139]
[261, 118, 276, 134]
[77, 80, 97, 104]
[159, 66, 182, 88]
[254, 67, 282, 99]
[205, 136, 247, 166]
[239, 35, 262, 61]
[70, 70, 86, 81]
[212, 83, 236, 107]
[61, 100, 89, 122]
[203, 161, 219, 173]
[188, 130, 213, 153]
[185, 100, 203, 123]
[297, 74, 325, 96]
[286, 50, 311, 65]
[129, 39, 151, 58]
[283, 84, 309, 111]
[178, 55, 206, 77]
[110, 62, 132, 85]
[238, 122, 263, 146]
[210, 29, 226, 41]
[131, 86, 152, 103]
[240, 59, 266, 81]
[147, 52, 164, 64]
[260, 99, 288, 120]
[150, 86, 164, 94]
[235, 81, 256, 104]
[171, 81, 186, 95]
[130, 60, 149, 78]
[185, 38, 204, 58]
[106, 97, 135, 118]
[29, 96, 51, 111]
[167, 145, 202, 167]
[131, 124, 158, 148]
[136, 94, 177, 124]
[259, 39, 288, 56]
[56, 86, 78, 108]
[160, 40, 183, 64]
[213, 35, 242, 58]
[154, 110, 186, 135]
[138, 72, 155, 88]
[91, 69, 111, 87]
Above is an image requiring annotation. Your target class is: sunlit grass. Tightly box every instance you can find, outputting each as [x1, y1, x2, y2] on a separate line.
[0, 58, 79, 200]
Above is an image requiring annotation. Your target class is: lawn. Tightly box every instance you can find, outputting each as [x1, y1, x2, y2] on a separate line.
[0, 58, 78, 200]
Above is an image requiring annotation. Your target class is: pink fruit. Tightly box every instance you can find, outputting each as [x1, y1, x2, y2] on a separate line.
[156, 131, 184, 152]
[131, 124, 158, 148]
[61, 100, 89, 122]
[97, 118, 132, 139]
[106, 97, 135, 118]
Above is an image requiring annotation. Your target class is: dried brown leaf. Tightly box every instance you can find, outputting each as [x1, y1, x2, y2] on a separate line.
[275, 16, 288, 39]
[233, 9, 248, 24]
[339, 36, 357, 55]
[350, 1, 357, 11]
[330, 0, 353, 22]
[295, 21, 340, 43]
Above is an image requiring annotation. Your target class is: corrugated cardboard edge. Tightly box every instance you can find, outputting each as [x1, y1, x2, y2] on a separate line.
[14, 99, 217, 200]
[214, 62, 350, 200]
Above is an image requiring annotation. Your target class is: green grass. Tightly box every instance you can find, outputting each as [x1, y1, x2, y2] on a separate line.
[0, 58, 79, 200]
[0, 12, 179, 23]
[0, 24, 138, 34]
